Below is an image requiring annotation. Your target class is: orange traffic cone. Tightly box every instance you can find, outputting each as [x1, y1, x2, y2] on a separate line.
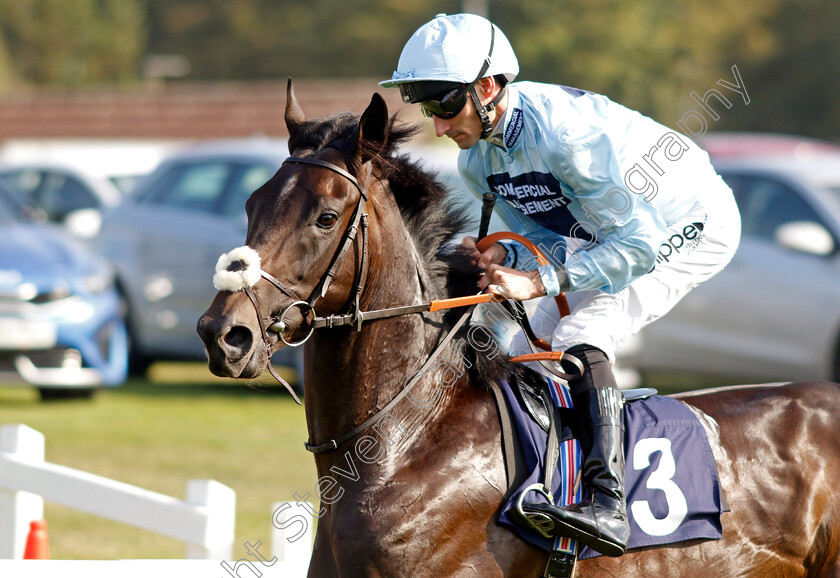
[23, 519, 50, 559]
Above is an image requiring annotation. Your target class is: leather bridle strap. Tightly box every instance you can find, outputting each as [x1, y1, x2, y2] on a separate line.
[244, 285, 302, 405]
[241, 155, 370, 404]
[305, 305, 476, 453]
[283, 156, 371, 308]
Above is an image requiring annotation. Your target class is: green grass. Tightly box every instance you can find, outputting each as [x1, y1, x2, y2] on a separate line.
[0, 363, 315, 560]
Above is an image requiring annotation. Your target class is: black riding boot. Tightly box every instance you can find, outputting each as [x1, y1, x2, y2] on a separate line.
[522, 347, 631, 557]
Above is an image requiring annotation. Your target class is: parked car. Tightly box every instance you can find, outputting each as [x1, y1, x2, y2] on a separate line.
[617, 138, 840, 384]
[696, 131, 840, 160]
[93, 138, 304, 377]
[0, 182, 127, 400]
[0, 161, 123, 239]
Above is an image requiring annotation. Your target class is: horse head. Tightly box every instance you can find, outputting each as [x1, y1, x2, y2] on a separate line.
[197, 79, 392, 382]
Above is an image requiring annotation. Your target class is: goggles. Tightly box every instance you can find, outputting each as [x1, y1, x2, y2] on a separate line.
[419, 85, 471, 119]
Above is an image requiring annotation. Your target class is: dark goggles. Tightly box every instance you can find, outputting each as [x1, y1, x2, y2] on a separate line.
[419, 85, 471, 119]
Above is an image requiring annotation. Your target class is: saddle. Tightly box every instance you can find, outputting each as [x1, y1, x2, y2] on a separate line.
[473, 226, 725, 576]
[486, 372, 728, 578]
[487, 371, 656, 502]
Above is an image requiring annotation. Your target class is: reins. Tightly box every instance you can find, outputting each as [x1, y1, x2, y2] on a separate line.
[226, 153, 582, 451]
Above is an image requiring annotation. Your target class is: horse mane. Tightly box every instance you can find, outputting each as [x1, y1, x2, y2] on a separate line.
[289, 110, 515, 389]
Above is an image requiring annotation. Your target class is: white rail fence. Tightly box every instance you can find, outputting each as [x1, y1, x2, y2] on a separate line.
[0, 423, 234, 559]
[0, 423, 314, 575]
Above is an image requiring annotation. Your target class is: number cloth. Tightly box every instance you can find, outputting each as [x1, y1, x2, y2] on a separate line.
[497, 377, 725, 557]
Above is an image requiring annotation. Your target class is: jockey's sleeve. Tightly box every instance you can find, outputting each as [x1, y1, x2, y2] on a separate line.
[553, 132, 668, 293]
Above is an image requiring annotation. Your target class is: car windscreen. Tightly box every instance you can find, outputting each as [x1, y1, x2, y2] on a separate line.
[0, 186, 21, 224]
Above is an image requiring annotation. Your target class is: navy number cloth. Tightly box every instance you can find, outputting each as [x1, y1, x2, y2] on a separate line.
[497, 378, 726, 558]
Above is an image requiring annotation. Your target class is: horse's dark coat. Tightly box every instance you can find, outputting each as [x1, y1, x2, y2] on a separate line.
[198, 81, 840, 577]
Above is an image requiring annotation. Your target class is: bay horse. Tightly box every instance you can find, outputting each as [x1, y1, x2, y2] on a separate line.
[197, 81, 840, 577]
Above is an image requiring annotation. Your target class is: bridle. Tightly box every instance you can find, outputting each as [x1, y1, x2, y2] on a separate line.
[238, 154, 373, 404]
[220, 152, 582, 451]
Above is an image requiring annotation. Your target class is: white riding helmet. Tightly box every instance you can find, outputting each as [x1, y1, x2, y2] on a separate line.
[379, 13, 519, 95]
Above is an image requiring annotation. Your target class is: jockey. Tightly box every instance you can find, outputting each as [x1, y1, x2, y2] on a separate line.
[380, 13, 741, 556]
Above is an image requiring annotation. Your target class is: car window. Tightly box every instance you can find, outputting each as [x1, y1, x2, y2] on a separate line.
[38, 174, 98, 220]
[0, 170, 98, 221]
[724, 175, 825, 243]
[0, 186, 18, 223]
[142, 162, 233, 214]
[219, 163, 276, 217]
[0, 170, 40, 201]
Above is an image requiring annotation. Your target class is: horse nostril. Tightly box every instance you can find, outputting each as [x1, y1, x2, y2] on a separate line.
[224, 325, 253, 355]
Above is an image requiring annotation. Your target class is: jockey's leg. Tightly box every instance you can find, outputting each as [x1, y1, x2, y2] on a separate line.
[521, 343, 631, 557]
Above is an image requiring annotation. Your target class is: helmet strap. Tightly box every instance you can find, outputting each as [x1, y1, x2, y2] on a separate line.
[470, 84, 507, 139]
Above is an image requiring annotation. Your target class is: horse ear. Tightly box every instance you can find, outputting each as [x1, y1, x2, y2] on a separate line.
[285, 77, 306, 143]
[358, 93, 390, 162]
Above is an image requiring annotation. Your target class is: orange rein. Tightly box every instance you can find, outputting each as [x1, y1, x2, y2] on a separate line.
[427, 232, 571, 362]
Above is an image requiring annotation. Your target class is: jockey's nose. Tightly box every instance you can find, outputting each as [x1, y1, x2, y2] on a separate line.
[432, 115, 450, 138]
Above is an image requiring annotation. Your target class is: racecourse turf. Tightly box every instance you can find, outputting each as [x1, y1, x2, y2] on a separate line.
[0, 362, 315, 560]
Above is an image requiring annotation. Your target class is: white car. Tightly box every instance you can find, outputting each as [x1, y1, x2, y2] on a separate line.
[0, 161, 123, 238]
[618, 148, 840, 383]
[93, 138, 297, 375]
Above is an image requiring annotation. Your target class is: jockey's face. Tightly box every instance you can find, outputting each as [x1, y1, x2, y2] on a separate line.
[429, 77, 505, 150]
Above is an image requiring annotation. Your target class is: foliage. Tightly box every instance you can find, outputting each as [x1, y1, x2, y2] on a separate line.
[0, 0, 835, 136]
[0, 0, 145, 86]
[714, 0, 840, 139]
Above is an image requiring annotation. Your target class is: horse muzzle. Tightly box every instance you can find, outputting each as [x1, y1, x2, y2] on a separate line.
[196, 310, 266, 379]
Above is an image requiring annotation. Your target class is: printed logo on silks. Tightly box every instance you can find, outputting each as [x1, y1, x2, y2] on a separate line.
[504, 109, 524, 148]
[559, 85, 596, 98]
[656, 222, 705, 265]
[487, 171, 594, 240]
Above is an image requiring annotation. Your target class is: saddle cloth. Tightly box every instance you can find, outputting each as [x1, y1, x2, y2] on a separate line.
[496, 377, 726, 559]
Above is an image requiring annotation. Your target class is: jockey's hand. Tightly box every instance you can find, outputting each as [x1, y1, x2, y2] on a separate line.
[479, 264, 546, 301]
[462, 236, 508, 269]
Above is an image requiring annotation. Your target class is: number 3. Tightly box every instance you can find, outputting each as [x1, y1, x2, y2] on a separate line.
[630, 437, 688, 536]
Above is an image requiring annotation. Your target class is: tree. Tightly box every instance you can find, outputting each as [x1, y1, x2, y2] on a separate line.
[716, 0, 840, 139]
[0, 0, 146, 86]
[491, 0, 781, 126]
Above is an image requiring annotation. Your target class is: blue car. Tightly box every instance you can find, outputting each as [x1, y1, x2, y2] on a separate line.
[0, 183, 127, 400]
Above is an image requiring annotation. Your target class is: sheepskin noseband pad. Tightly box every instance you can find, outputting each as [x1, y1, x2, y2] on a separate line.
[213, 245, 263, 292]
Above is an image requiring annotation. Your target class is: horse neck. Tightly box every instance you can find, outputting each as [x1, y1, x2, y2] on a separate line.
[303, 188, 463, 470]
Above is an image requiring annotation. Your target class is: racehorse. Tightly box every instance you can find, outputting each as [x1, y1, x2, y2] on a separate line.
[197, 81, 840, 577]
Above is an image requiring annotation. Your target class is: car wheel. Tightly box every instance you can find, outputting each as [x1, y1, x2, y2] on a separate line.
[127, 349, 154, 377]
[38, 387, 97, 402]
[117, 284, 154, 377]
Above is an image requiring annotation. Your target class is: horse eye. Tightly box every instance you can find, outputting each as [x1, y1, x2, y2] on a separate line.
[316, 213, 338, 228]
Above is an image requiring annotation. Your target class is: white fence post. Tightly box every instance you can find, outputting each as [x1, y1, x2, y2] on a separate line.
[271, 501, 313, 577]
[185, 479, 235, 559]
[0, 423, 235, 560]
[0, 424, 45, 559]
